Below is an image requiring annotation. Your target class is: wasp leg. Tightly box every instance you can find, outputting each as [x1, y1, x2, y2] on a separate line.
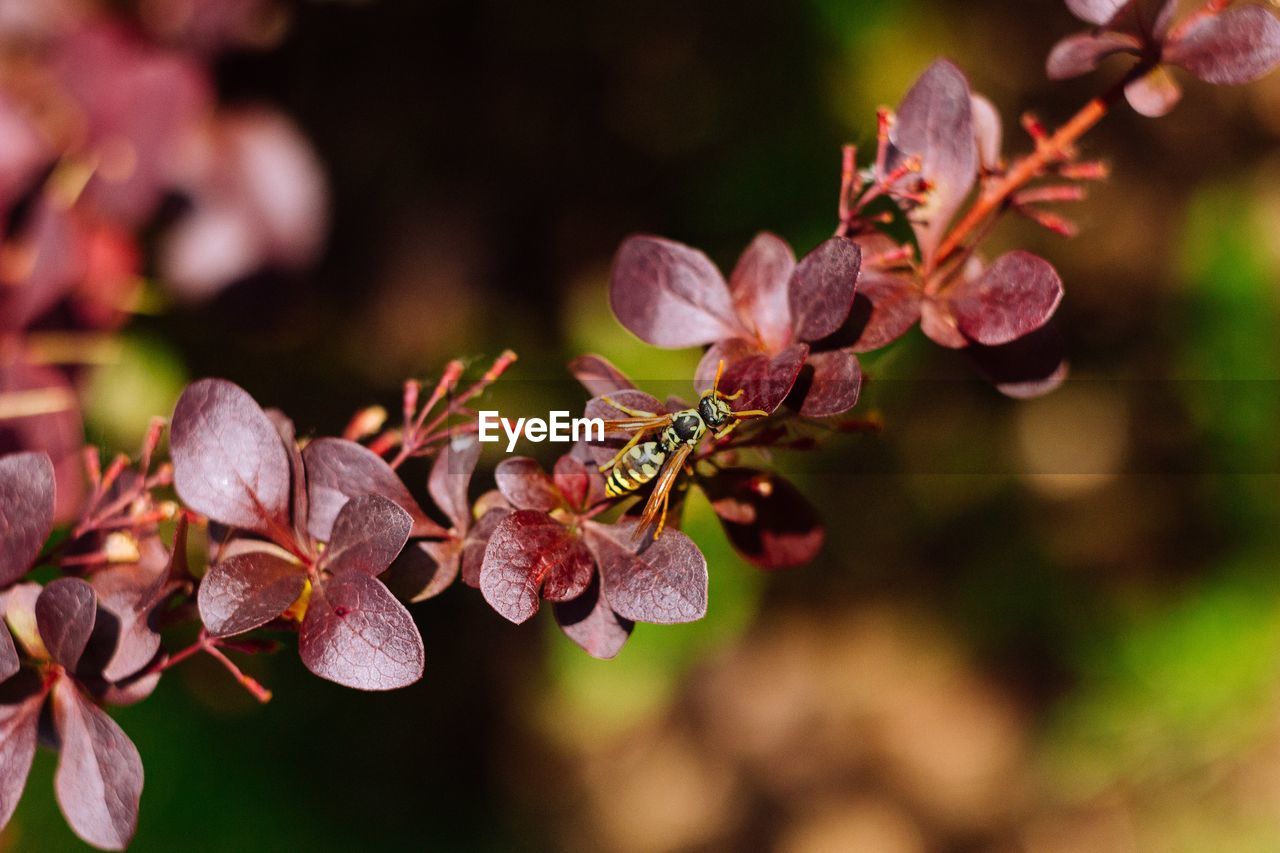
[598, 430, 647, 472]
[721, 388, 744, 401]
[713, 420, 740, 440]
[601, 396, 657, 418]
[652, 490, 671, 539]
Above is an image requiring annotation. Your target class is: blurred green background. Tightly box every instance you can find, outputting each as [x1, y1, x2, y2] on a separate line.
[11, 0, 1280, 849]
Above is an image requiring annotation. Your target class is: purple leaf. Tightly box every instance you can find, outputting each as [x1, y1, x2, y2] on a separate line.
[0, 624, 16, 683]
[609, 235, 744, 348]
[796, 349, 862, 418]
[585, 520, 707, 624]
[3, 584, 44, 660]
[968, 322, 1070, 398]
[461, 506, 511, 588]
[265, 410, 310, 547]
[302, 437, 442, 540]
[479, 510, 594, 624]
[35, 578, 96, 672]
[299, 573, 424, 690]
[846, 241, 922, 353]
[696, 341, 808, 414]
[494, 457, 562, 513]
[55, 22, 210, 226]
[1065, 0, 1127, 26]
[970, 94, 1003, 173]
[703, 469, 825, 570]
[428, 436, 482, 532]
[554, 572, 633, 660]
[948, 251, 1064, 346]
[1115, 0, 1178, 39]
[1046, 30, 1140, 79]
[1125, 64, 1182, 116]
[170, 379, 292, 538]
[90, 542, 169, 682]
[0, 451, 55, 588]
[553, 454, 604, 511]
[891, 60, 978, 260]
[0, 363, 84, 523]
[382, 538, 461, 604]
[920, 294, 969, 349]
[728, 232, 796, 352]
[788, 237, 861, 343]
[0, 692, 42, 832]
[52, 679, 143, 850]
[568, 354, 636, 397]
[197, 551, 305, 638]
[1166, 5, 1280, 85]
[323, 494, 412, 577]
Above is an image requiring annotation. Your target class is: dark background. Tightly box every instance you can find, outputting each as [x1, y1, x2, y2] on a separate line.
[12, 0, 1280, 849]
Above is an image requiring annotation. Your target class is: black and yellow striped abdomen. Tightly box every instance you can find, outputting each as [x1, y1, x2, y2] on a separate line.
[605, 440, 668, 497]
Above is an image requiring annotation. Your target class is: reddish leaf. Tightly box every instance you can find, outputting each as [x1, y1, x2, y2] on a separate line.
[55, 22, 211, 226]
[52, 678, 143, 850]
[0, 691, 42, 831]
[302, 437, 441, 540]
[428, 436, 482, 531]
[35, 578, 97, 672]
[0, 624, 16, 683]
[1047, 30, 1140, 79]
[265, 409, 310, 546]
[461, 506, 511, 588]
[891, 60, 978, 260]
[197, 551, 305, 638]
[3, 584, 45, 660]
[948, 251, 1064, 345]
[90, 540, 169, 682]
[585, 520, 707, 624]
[1066, 0, 1127, 25]
[920, 295, 969, 349]
[170, 379, 292, 538]
[554, 573, 634, 660]
[1114, 0, 1178, 39]
[696, 341, 808, 414]
[1166, 5, 1280, 85]
[0, 91, 48, 211]
[0, 200, 84, 332]
[729, 232, 796, 352]
[0, 451, 55, 587]
[968, 322, 1070, 399]
[568, 354, 636, 397]
[0, 363, 85, 523]
[323, 495, 412, 577]
[788, 237, 861, 343]
[299, 573, 424, 691]
[494, 457, 562, 512]
[971, 94, 1003, 171]
[479, 510, 594, 624]
[553, 455, 604, 511]
[383, 539, 462, 603]
[703, 469, 825, 570]
[609, 235, 744, 348]
[1124, 65, 1182, 117]
[847, 264, 922, 353]
[161, 107, 328, 299]
[796, 349, 862, 418]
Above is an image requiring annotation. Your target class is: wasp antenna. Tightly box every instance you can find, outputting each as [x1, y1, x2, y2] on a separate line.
[711, 358, 726, 397]
[736, 409, 770, 419]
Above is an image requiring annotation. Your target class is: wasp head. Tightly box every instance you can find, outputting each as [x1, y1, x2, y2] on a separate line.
[698, 392, 733, 429]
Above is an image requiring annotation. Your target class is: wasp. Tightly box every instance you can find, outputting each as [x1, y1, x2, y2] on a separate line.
[597, 361, 769, 539]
